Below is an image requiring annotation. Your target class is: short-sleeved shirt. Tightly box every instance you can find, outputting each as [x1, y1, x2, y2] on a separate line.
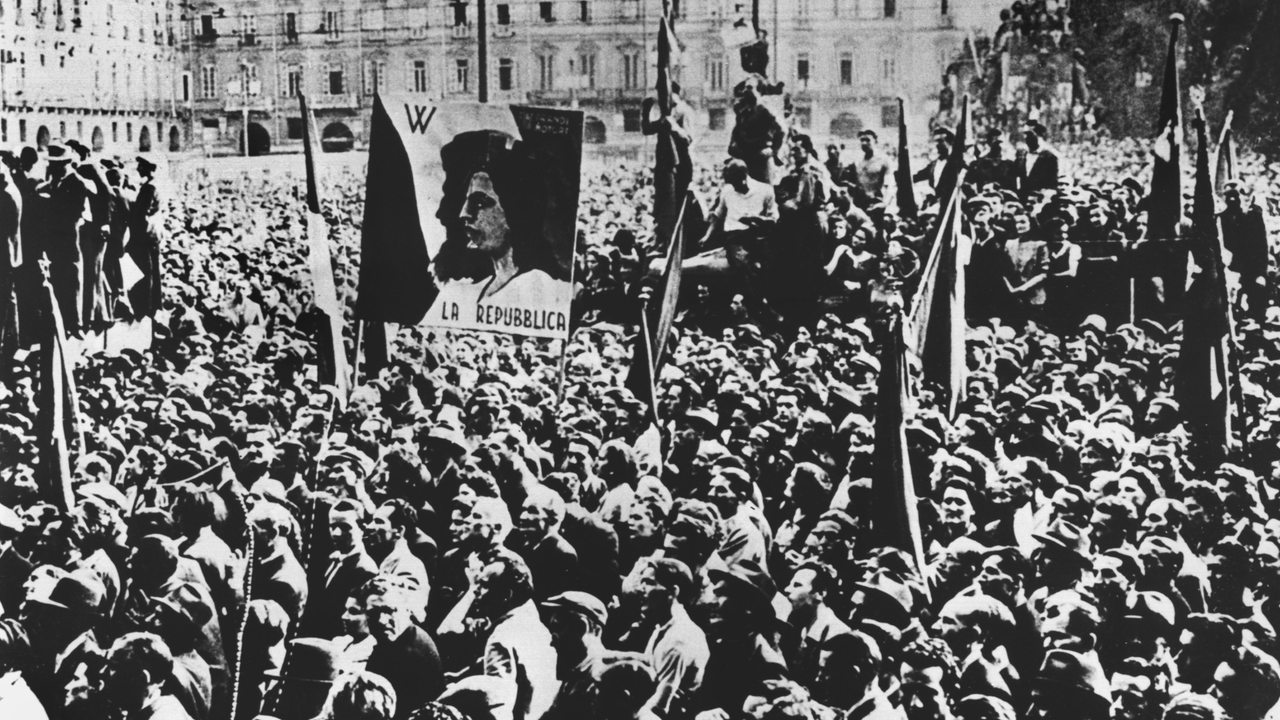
[721, 179, 778, 233]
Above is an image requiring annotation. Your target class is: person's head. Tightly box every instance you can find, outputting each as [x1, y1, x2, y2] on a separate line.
[328, 671, 397, 720]
[366, 499, 415, 559]
[458, 170, 511, 256]
[593, 657, 657, 720]
[634, 557, 692, 624]
[723, 159, 749, 189]
[100, 632, 174, 713]
[1223, 181, 1243, 210]
[900, 637, 958, 720]
[934, 593, 1015, 657]
[472, 549, 534, 620]
[859, 130, 878, 156]
[934, 130, 953, 157]
[1089, 496, 1137, 550]
[460, 496, 512, 546]
[517, 484, 566, 542]
[1029, 649, 1111, 720]
[815, 632, 882, 706]
[1141, 498, 1186, 540]
[661, 500, 720, 569]
[1212, 647, 1280, 720]
[329, 500, 366, 556]
[940, 481, 977, 534]
[784, 562, 836, 614]
[706, 466, 751, 517]
[247, 501, 297, 549]
[1082, 552, 1137, 610]
[342, 584, 373, 640]
[541, 591, 608, 672]
[127, 534, 181, 592]
[1024, 122, 1046, 150]
[977, 548, 1029, 604]
[1039, 591, 1100, 652]
[365, 585, 416, 643]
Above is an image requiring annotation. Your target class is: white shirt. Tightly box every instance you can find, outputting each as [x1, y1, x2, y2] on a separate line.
[720, 179, 778, 232]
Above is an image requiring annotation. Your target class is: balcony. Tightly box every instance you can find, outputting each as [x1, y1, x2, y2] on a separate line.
[239, 33, 258, 46]
[526, 89, 572, 104]
[223, 96, 273, 113]
[451, 23, 472, 39]
[310, 93, 358, 110]
[196, 32, 218, 45]
[494, 25, 514, 38]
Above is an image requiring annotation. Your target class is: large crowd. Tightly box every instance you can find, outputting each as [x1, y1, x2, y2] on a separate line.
[0, 103, 1279, 720]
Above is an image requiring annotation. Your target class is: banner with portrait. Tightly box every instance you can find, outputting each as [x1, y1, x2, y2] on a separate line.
[358, 96, 583, 340]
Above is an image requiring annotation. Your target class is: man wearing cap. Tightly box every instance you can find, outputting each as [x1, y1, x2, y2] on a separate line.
[542, 591, 642, 720]
[33, 143, 95, 335]
[839, 129, 892, 207]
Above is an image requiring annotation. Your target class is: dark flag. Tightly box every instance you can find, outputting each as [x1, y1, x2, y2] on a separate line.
[1175, 109, 1236, 463]
[895, 97, 918, 220]
[1148, 14, 1185, 243]
[356, 94, 437, 325]
[626, 198, 687, 424]
[871, 313, 927, 576]
[1214, 110, 1237, 193]
[652, 11, 681, 253]
[34, 261, 80, 511]
[907, 177, 968, 418]
[934, 94, 970, 210]
[300, 94, 351, 403]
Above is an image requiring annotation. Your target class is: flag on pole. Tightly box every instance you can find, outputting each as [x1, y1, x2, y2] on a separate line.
[1148, 14, 1185, 243]
[1175, 109, 1236, 464]
[871, 313, 927, 576]
[652, 11, 681, 256]
[626, 197, 687, 424]
[907, 176, 968, 419]
[35, 261, 80, 512]
[895, 97, 918, 220]
[1214, 110, 1238, 194]
[935, 94, 970, 211]
[356, 94, 438, 325]
[300, 94, 352, 403]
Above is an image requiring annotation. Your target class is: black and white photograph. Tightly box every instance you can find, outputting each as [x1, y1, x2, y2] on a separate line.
[4, 1, 1280, 720]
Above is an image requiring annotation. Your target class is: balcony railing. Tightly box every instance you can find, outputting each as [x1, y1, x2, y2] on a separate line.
[310, 93, 358, 109]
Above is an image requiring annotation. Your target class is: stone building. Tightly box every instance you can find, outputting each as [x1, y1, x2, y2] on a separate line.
[176, 0, 1005, 155]
[0, 0, 183, 153]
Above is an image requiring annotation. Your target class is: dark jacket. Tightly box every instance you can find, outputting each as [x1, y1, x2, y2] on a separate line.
[366, 625, 444, 720]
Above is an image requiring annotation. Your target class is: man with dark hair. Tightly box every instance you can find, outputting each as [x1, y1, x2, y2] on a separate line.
[1020, 122, 1060, 196]
[814, 631, 904, 718]
[542, 591, 640, 720]
[100, 632, 195, 720]
[840, 129, 892, 206]
[784, 561, 851, 687]
[368, 499, 431, 624]
[303, 500, 377, 639]
[635, 557, 707, 719]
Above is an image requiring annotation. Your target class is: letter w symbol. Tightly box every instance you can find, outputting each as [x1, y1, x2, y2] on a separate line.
[405, 105, 436, 134]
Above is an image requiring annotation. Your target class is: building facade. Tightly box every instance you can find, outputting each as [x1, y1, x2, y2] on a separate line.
[0, 0, 183, 154]
[175, 0, 1005, 156]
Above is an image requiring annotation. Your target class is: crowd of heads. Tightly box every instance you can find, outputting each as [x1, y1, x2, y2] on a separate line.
[0, 109, 1278, 720]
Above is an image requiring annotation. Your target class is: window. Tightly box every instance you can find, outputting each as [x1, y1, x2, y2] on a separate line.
[623, 108, 642, 133]
[498, 58, 514, 90]
[706, 55, 726, 92]
[796, 53, 810, 89]
[18, 120, 26, 144]
[538, 54, 555, 91]
[884, 0, 896, 17]
[200, 14, 214, 37]
[240, 14, 256, 44]
[59, 121, 66, 139]
[497, 3, 510, 25]
[622, 52, 640, 90]
[840, 53, 853, 85]
[540, 2, 555, 22]
[126, 122, 133, 142]
[708, 108, 726, 130]
[324, 10, 341, 39]
[181, 72, 192, 102]
[452, 58, 470, 93]
[200, 65, 217, 98]
[240, 64, 259, 96]
[287, 117, 304, 140]
[579, 1, 590, 22]
[285, 66, 303, 97]
[285, 12, 298, 42]
[365, 60, 387, 95]
[452, 2, 467, 26]
[578, 53, 596, 88]
[411, 60, 429, 92]
[112, 122, 119, 143]
[882, 103, 900, 127]
[328, 66, 344, 95]
[882, 56, 897, 81]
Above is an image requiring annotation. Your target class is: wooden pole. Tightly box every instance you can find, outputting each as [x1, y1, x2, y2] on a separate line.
[477, 0, 488, 102]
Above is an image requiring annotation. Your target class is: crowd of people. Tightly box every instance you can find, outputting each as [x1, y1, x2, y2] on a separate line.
[0, 94, 1279, 720]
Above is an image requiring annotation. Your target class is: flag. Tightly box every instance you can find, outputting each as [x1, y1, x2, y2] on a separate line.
[1175, 109, 1236, 463]
[34, 263, 80, 511]
[895, 97, 918, 220]
[356, 94, 438, 325]
[626, 197, 687, 424]
[653, 12, 680, 255]
[300, 94, 351, 403]
[935, 94, 970, 211]
[1214, 110, 1237, 194]
[871, 313, 927, 575]
[1148, 14, 1185, 243]
[907, 179, 968, 418]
